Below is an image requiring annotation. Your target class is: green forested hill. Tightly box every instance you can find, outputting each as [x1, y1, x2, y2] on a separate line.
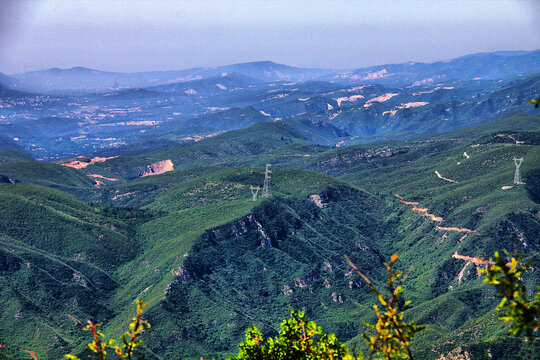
[0, 183, 148, 359]
[0, 160, 97, 199]
[88, 167, 387, 359]
[0, 112, 539, 359]
[82, 121, 310, 181]
[0, 150, 34, 164]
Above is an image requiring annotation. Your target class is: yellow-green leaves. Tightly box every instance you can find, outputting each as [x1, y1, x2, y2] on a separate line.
[114, 300, 151, 360]
[231, 309, 352, 359]
[65, 300, 150, 360]
[528, 98, 540, 108]
[483, 251, 540, 339]
[346, 254, 424, 360]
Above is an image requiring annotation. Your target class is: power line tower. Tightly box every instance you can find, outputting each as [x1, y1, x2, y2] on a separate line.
[513, 157, 524, 184]
[262, 164, 272, 197]
[250, 186, 260, 201]
[112, 75, 119, 90]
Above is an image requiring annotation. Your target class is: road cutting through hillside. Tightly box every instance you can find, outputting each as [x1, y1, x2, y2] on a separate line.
[395, 194, 419, 205]
[395, 195, 441, 221]
[452, 252, 498, 276]
[435, 171, 458, 183]
[436, 226, 476, 233]
[24, 350, 37, 360]
[452, 252, 493, 265]
[411, 207, 443, 222]
[395, 194, 476, 232]
[87, 174, 119, 181]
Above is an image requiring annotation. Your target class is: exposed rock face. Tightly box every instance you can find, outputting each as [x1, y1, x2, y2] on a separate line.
[138, 159, 174, 177]
[309, 194, 326, 208]
[87, 174, 119, 181]
[62, 156, 118, 169]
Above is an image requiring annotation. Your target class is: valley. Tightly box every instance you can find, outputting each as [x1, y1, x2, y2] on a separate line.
[0, 50, 539, 359]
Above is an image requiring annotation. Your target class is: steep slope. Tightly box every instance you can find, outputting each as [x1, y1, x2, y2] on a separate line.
[95, 167, 388, 359]
[314, 116, 540, 358]
[0, 161, 98, 199]
[0, 183, 146, 359]
[99, 118, 540, 359]
[106, 111, 540, 359]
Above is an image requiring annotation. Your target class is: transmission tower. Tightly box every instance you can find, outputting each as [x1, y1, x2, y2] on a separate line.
[112, 75, 119, 90]
[262, 164, 272, 197]
[513, 157, 524, 184]
[250, 186, 260, 201]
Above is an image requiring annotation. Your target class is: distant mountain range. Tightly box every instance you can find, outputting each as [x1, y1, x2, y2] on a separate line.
[1, 61, 339, 94]
[0, 49, 538, 161]
[1, 49, 538, 93]
[323, 50, 540, 86]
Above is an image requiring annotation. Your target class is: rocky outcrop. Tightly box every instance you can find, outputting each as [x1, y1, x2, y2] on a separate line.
[309, 194, 326, 208]
[138, 159, 174, 177]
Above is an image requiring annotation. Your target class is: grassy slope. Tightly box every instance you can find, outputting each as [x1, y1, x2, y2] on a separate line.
[1, 112, 539, 359]
[0, 150, 34, 163]
[332, 114, 540, 357]
[0, 183, 145, 359]
[0, 160, 98, 200]
[96, 167, 386, 359]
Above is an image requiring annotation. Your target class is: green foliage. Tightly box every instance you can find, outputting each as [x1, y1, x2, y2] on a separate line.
[0, 150, 34, 163]
[2, 111, 540, 359]
[65, 300, 150, 360]
[229, 310, 354, 360]
[483, 251, 540, 339]
[0, 161, 95, 192]
[113, 300, 151, 360]
[154, 186, 384, 359]
[346, 254, 425, 360]
[65, 321, 115, 360]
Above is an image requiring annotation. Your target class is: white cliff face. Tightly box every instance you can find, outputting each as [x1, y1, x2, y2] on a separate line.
[138, 159, 174, 177]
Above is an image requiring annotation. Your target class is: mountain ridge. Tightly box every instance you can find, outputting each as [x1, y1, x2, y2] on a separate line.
[7, 49, 539, 93]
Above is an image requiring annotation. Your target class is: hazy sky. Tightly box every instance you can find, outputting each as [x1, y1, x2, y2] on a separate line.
[0, 0, 539, 74]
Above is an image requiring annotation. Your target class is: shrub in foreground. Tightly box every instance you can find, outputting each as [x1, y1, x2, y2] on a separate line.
[65, 299, 150, 360]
